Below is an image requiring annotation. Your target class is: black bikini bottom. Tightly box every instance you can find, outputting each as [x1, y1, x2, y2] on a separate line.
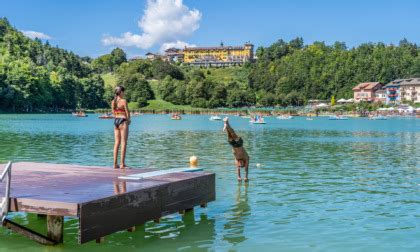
[114, 118, 127, 128]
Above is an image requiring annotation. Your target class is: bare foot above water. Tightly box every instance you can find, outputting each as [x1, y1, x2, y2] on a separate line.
[223, 117, 229, 131]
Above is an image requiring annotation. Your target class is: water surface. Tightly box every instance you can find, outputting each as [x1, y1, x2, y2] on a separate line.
[0, 114, 419, 251]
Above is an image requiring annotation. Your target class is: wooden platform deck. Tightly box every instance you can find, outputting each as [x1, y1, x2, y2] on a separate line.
[0, 162, 215, 245]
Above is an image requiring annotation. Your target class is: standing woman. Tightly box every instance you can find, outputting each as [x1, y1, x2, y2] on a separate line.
[112, 86, 130, 168]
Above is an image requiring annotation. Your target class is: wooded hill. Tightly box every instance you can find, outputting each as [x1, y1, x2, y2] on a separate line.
[2, 17, 420, 112]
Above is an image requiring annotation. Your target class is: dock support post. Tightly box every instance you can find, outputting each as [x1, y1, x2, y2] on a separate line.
[153, 218, 160, 223]
[179, 208, 194, 215]
[47, 215, 63, 243]
[96, 237, 105, 243]
[127, 227, 136, 232]
[200, 203, 207, 208]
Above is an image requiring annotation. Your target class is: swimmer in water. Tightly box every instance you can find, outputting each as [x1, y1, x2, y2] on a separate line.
[223, 117, 249, 182]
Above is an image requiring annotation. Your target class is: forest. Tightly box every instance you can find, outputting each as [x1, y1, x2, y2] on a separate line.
[1, 17, 420, 112]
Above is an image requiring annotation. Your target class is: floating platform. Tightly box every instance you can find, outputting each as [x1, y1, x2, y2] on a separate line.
[0, 162, 215, 245]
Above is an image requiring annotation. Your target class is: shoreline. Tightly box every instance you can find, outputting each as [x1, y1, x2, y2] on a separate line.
[1, 110, 418, 118]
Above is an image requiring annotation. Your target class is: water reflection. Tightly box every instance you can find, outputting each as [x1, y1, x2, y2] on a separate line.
[223, 183, 250, 245]
[103, 211, 216, 251]
[113, 181, 127, 194]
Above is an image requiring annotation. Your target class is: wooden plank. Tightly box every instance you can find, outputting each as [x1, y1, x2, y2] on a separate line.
[2, 219, 56, 245]
[47, 215, 64, 243]
[0, 162, 147, 209]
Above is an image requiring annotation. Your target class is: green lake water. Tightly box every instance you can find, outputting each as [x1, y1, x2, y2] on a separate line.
[0, 114, 419, 251]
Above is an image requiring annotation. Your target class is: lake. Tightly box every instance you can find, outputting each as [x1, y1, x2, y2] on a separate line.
[0, 114, 419, 251]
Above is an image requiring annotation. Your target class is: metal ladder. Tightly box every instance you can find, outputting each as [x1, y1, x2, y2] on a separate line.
[1, 161, 12, 223]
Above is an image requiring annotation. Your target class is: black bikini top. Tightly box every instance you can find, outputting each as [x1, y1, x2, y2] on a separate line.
[228, 137, 243, 148]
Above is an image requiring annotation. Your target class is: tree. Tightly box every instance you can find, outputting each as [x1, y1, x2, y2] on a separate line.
[258, 92, 276, 107]
[91, 48, 127, 73]
[151, 59, 184, 80]
[119, 73, 154, 106]
[331, 95, 336, 106]
[117, 60, 153, 79]
[77, 75, 106, 109]
[110, 47, 127, 66]
[190, 69, 205, 81]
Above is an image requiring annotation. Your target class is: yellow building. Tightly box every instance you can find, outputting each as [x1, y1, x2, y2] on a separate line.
[182, 42, 254, 66]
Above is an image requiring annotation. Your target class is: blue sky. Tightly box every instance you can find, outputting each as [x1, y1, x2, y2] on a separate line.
[1, 0, 420, 58]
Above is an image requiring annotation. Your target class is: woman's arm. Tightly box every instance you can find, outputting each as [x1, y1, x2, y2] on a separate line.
[124, 100, 131, 123]
[111, 100, 116, 117]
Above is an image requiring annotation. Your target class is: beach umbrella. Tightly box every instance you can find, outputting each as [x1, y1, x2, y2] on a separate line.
[316, 103, 329, 108]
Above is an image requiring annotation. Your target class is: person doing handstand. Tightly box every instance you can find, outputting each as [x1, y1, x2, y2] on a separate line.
[223, 117, 249, 182]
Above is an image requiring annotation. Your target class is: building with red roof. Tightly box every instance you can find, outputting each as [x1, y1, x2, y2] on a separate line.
[352, 82, 384, 103]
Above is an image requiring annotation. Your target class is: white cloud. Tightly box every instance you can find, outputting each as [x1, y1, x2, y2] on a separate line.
[102, 0, 201, 50]
[160, 40, 196, 53]
[22, 30, 51, 40]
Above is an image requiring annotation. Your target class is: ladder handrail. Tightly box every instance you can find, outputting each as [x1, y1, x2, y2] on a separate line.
[1, 161, 12, 222]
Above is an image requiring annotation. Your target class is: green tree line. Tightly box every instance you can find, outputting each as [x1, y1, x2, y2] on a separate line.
[249, 37, 420, 106]
[0, 18, 112, 112]
[2, 16, 420, 111]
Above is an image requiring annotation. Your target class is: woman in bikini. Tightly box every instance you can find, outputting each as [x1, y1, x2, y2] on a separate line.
[112, 86, 131, 169]
[223, 117, 249, 182]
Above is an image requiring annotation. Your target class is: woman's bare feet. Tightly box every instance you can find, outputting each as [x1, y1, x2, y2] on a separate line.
[120, 164, 128, 169]
[237, 177, 242, 182]
[244, 178, 249, 182]
[223, 117, 229, 131]
[113, 164, 119, 169]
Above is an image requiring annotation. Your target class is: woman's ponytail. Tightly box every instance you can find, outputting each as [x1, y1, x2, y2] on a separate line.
[112, 85, 125, 110]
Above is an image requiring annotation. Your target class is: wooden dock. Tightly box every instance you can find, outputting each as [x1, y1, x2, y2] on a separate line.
[0, 162, 215, 245]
